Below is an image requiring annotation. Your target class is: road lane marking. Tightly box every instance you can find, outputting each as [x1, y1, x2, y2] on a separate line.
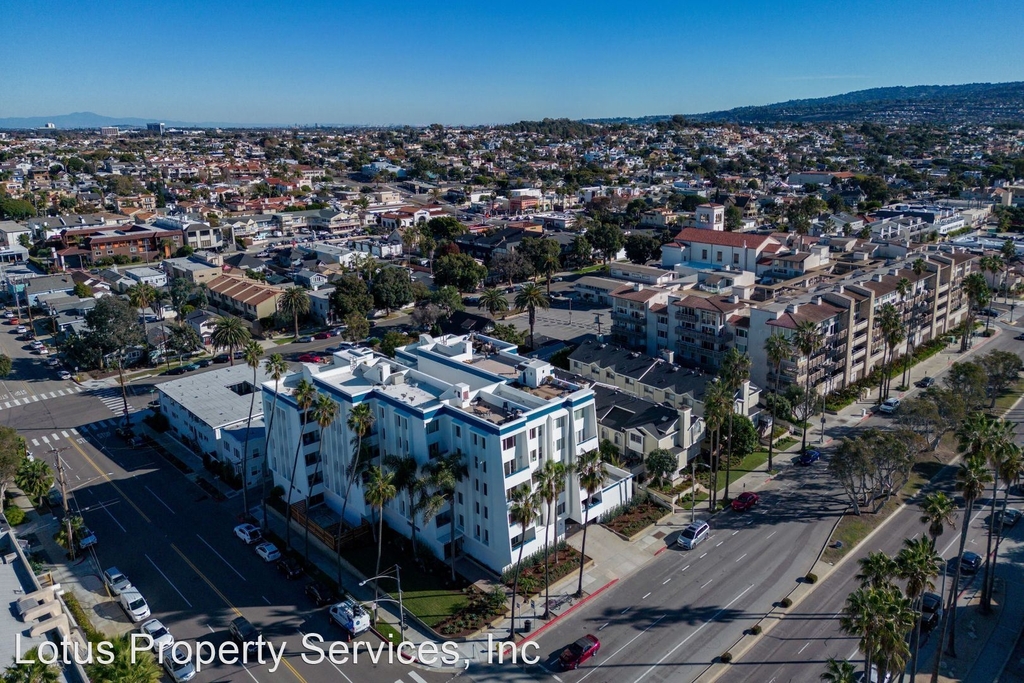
[241, 663, 261, 683]
[642, 592, 651, 600]
[662, 578, 671, 585]
[67, 438, 152, 524]
[41, 435, 49, 443]
[408, 672, 428, 683]
[49, 392, 57, 398]
[766, 531, 777, 539]
[732, 530, 739, 535]
[701, 579, 713, 589]
[621, 607, 630, 614]
[262, 595, 271, 605]
[196, 534, 247, 581]
[681, 565, 690, 572]
[171, 543, 243, 619]
[144, 486, 175, 514]
[798, 642, 810, 654]
[736, 553, 748, 563]
[71, 428, 78, 435]
[61, 431, 69, 437]
[31, 396, 38, 402]
[700, 553, 708, 558]
[145, 553, 193, 607]
[598, 622, 609, 631]
[716, 542, 723, 547]
[577, 615, 666, 682]
[632, 584, 755, 683]
[31, 439, 38, 446]
[50, 433, 59, 441]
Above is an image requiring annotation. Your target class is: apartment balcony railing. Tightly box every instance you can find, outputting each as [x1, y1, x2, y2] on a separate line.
[676, 311, 698, 323]
[612, 310, 644, 322]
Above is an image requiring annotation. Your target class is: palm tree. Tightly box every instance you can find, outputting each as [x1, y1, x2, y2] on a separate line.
[304, 392, 338, 562]
[935, 452, 990, 672]
[875, 303, 903, 402]
[702, 379, 730, 510]
[478, 287, 510, 319]
[364, 464, 397, 614]
[978, 418, 1015, 612]
[989, 444, 1022, 605]
[127, 282, 162, 363]
[856, 550, 897, 589]
[238, 340, 263, 517]
[764, 331, 792, 472]
[260, 353, 289, 528]
[280, 287, 312, 340]
[539, 251, 561, 294]
[980, 254, 1004, 305]
[960, 271, 990, 351]
[840, 585, 886, 679]
[15, 459, 53, 506]
[920, 491, 957, 547]
[3, 647, 61, 683]
[897, 535, 942, 681]
[514, 283, 549, 349]
[211, 315, 251, 366]
[507, 484, 539, 638]
[419, 451, 468, 582]
[383, 454, 423, 560]
[339, 403, 375, 527]
[896, 276, 914, 389]
[872, 586, 914, 681]
[533, 458, 569, 618]
[86, 633, 162, 683]
[720, 348, 751, 502]
[574, 448, 605, 597]
[793, 319, 823, 455]
[284, 378, 316, 551]
[820, 657, 856, 683]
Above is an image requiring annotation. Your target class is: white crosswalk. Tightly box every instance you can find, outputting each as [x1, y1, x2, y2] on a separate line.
[398, 672, 428, 683]
[89, 387, 137, 416]
[28, 428, 80, 448]
[0, 385, 84, 410]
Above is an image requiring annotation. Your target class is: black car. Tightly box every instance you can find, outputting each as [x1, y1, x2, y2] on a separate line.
[960, 551, 982, 575]
[920, 591, 942, 631]
[1015, 333, 1024, 341]
[196, 358, 214, 368]
[228, 616, 261, 652]
[213, 353, 230, 363]
[305, 581, 338, 607]
[277, 557, 303, 580]
[914, 377, 935, 389]
[165, 366, 188, 375]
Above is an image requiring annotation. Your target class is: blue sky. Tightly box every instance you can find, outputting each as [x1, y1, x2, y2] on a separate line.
[2, 0, 1022, 125]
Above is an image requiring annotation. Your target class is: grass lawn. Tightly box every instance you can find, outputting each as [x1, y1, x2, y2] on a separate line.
[343, 537, 468, 628]
[821, 495, 902, 564]
[677, 491, 709, 510]
[573, 264, 605, 275]
[774, 436, 799, 452]
[699, 451, 770, 498]
[991, 380, 1024, 415]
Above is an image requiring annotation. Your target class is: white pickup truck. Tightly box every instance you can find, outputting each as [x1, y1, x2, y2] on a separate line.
[329, 599, 370, 638]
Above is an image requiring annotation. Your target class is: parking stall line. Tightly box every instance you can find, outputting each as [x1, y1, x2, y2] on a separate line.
[196, 534, 247, 581]
[144, 486, 175, 515]
[144, 553, 193, 608]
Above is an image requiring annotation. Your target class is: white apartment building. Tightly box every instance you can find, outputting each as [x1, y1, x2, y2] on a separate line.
[262, 334, 630, 574]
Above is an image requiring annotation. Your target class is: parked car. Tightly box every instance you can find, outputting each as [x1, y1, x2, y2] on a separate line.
[182, 363, 200, 372]
[798, 450, 821, 466]
[297, 336, 314, 343]
[298, 354, 324, 363]
[559, 634, 600, 670]
[276, 557, 303, 580]
[228, 616, 261, 653]
[233, 523, 262, 545]
[921, 591, 943, 631]
[45, 357, 60, 366]
[1016, 333, 1024, 341]
[119, 589, 151, 622]
[163, 650, 197, 682]
[329, 599, 371, 638]
[140, 618, 174, 651]
[196, 359, 214, 368]
[731, 491, 759, 512]
[305, 581, 338, 607]
[314, 331, 331, 340]
[58, 371, 72, 381]
[165, 366, 188, 376]
[960, 551, 982, 574]
[103, 567, 134, 596]
[677, 521, 710, 549]
[34, 347, 49, 355]
[879, 398, 901, 414]
[213, 354, 230, 363]
[15, 325, 26, 333]
[254, 541, 281, 562]
[979, 308, 999, 317]
[77, 527, 97, 549]
[995, 507, 1022, 528]
[915, 377, 936, 389]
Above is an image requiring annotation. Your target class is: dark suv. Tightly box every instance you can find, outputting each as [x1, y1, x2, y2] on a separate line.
[229, 616, 260, 652]
[305, 581, 338, 607]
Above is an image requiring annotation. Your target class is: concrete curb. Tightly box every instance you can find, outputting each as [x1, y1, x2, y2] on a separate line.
[527, 578, 619, 642]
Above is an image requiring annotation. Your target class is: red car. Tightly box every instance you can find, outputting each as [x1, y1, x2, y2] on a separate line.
[314, 331, 332, 340]
[731, 491, 759, 512]
[298, 354, 324, 363]
[559, 634, 600, 670]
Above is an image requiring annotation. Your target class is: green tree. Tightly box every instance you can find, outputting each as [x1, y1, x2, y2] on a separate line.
[339, 403, 376, 527]
[519, 237, 562, 291]
[960, 272, 990, 351]
[72, 282, 93, 298]
[383, 454, 424, 560]
[260, 353, 289, 528]
[514, 283, 549, 349]
[623, 234, 661, 264]
[724, 204, 743, 231]
[876, 303, 904, 402]
[478, 288, 510, 318]
[534, 458, 570, 618]
[433, 253, 487, 292]
[489, 251, 533, 287]
[856, 550, 897, 589]
[280, 287, 312, 340]
[166, 321, 202, 364]
[3, 646, 61, 683]
[490, 323, 524, 345]
[568, 235, 593, 269]
[371, 266, 413, 313]
[210, 316, 251, 366]
[719, 348, 751, 500]
[645, 448, 676, 488]
[330, 274, 374, 320]
[764, 331, 793, 471]
[703, 379, 730, 510]
[239, 340, 263, 516]
[86, 633, 162, 683]
[820, 657, 856, 683]
[897, 536, 942, 681]
[978, 349, 1023, 408]
[0, 355, 10, 378]
[573, 449, 605, 597]
[943, 361, 987, 411]
[305, 393, 339, 562]
[426, 215, 466, 243]
[506, 484, 539, 638]
[419, 451, 468, 581]
[342, 312, 370, 341]
[283, 379, 317, 551]
[793, 319, 823, 454]
[365, 464, 397, 610]
[15, 459, 53, 506]
[379, 331, 411, 358]
[588, 222, 624, 264]
[429, 286, 465, 319]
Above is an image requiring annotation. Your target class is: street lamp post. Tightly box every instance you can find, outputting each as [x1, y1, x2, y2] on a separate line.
[358, 565, 405, 640]
[820, 414, 827, 444]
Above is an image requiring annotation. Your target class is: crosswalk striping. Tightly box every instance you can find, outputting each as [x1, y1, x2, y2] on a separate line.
[0, 385, 84, 411]
[89, 387, 137, 416]
[29, 428, 81, 447]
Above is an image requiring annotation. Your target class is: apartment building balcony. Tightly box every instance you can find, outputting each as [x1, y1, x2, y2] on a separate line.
[503, 459, 533, 489]
[676, 311, 698, 323]
[612, 310, 645, 323]
[575, 435, 599, 456]
[690, 327, 734, 343]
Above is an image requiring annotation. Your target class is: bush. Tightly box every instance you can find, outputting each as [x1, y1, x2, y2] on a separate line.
[4, 506, 25, 525]
[749, 624, 762, 635]
[805, 573, 818, 584]
[720, 652, 733, 663]
[780, 597, 792, 608]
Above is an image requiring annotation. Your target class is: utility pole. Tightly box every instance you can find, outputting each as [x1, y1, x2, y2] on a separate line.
[51, 446, 74, 560]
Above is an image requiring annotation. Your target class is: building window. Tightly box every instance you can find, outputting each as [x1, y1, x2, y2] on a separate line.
[484, 530, 489, 545]
[427, 421, 439, 434]
[529, 427, 537, 439]
[474, 502, 479, 514]
[457, 492, 463, 505]
[716, 251, 723, 262]
[483, 483, 488, 495]
[504, 459, 515, 477]
[556, 437, 565, 451]
[557, 502, 566, 515]
[454, 425, 461, 438]
[733, 253, 739, 265]
[484, 506, 489, 519]
[702, 249, 708, 260]
[530, 449, 538, 462]
[502, 436, 516, 451]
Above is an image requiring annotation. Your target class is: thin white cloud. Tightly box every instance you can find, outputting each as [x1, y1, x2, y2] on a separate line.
[777, 75, 870, 81]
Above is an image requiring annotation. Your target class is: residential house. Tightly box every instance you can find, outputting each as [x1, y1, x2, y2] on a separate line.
[205, 273, 283, 320]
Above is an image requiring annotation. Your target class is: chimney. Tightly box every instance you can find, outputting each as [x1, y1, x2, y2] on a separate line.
[677, 405, 692, 447]
[660, 349, 674, 364]
[786, 302, 800, 314]
[873, 274, 884, 282]
[728, 294, 739, 304]
[813, 295, 822, 305]
[633, 283, 644, 292]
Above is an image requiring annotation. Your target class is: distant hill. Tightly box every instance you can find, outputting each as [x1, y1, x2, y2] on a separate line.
[690, 82, 1024, 125]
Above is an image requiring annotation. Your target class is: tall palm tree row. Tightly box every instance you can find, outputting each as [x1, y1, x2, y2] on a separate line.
[365, 464, 397, 615]
[283, 379, 317, 551]
[702, 379, 730, 510]
[382, 454, 424, 560]
[973, 418, 1016, 612]
[895, 276, 914, 389]
[210, 315, 251, 366]
[793, 319, 823, 455]
[533, 457, 569, 618]
[339, 403, 375, 527]
[507, 484, 539, 638]
[238, 339, 263, 516]
[763, 331, 792, 472]
[875, 303, 903, 402]
[280, 286, 312, 340]
[514, 283, 549, 350]
[959, 271, 990, 351]
[260, 353, 289, 528]
[419, 451, 468, 582]
[573, 448, 606, 597]
[719, 348, 751, 502]
[897, 536, 942, 681]
[988, 442, 1022, 609]
[305, 393, 339, 562]
[478, 287, 510, 319]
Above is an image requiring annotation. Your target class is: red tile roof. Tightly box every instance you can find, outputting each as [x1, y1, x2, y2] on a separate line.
[671, 228, 776, 250]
